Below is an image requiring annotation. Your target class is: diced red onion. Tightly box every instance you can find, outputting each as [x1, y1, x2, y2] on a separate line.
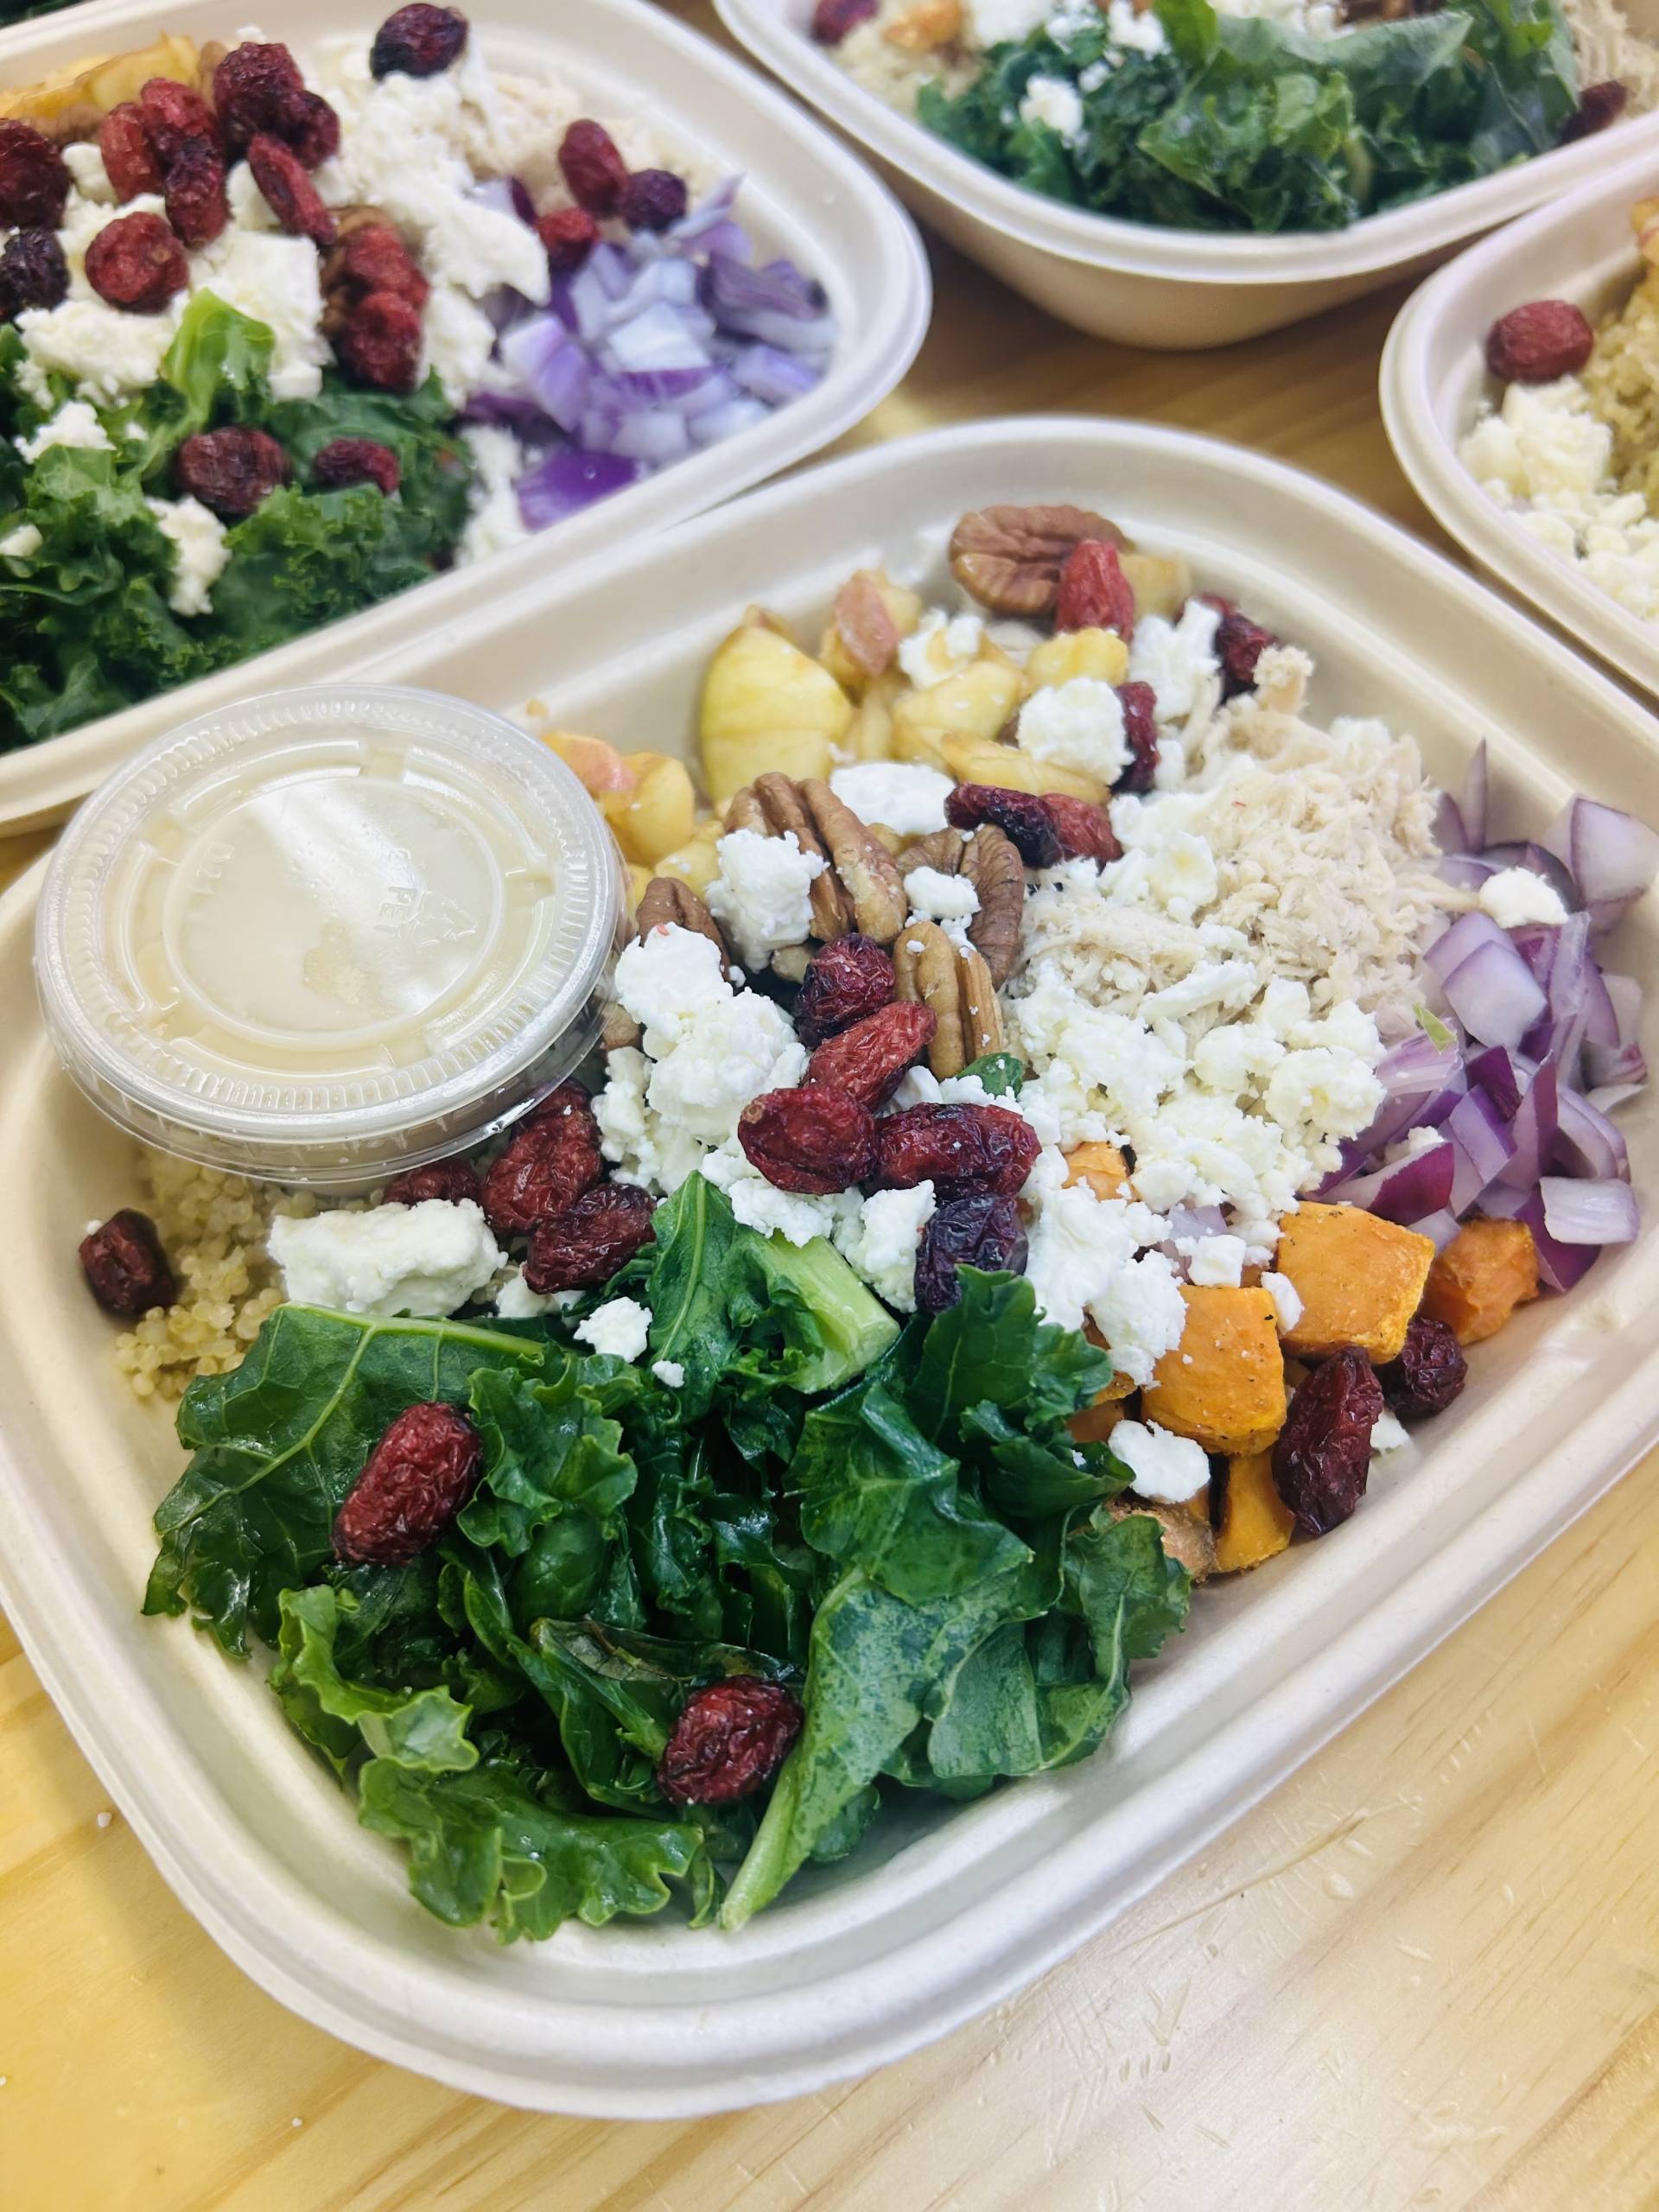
[1325, 1140, 1456, 1223]
[1478, 841, 1580, 909]
[1466, 1043, 1528, 1117]
[1430, 920, 1548, 1049]
[1446, 1086, 1516, 1212]
[1494, 1060, 1559, 1189]
[1415, 1208, 1463, 1250]
[1552, 1085, 1630, 1182]
[1506, 1188, 1602, 1292]
[515, 447, 644, 529]
[690, 395, 772, 446]
[1540, 1174, 1640, 1245]
[1439, 852, 1495, 892]
[1434, 791, 1469, 855]
[1541, 797, 1659, 931]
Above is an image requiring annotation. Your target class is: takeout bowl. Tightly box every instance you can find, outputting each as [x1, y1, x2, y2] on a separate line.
[1382, 138, 1659, 705]
[0, 0, 930, 834]
[715, 0, 1659, 350]
[3, 418, 1659, 2114]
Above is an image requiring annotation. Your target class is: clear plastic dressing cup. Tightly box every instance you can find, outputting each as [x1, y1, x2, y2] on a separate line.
[35, 683, 626, 1190]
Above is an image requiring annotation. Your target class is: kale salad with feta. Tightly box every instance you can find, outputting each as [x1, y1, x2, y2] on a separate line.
[88, 503, 1654, 1943]
[815, 0, 1638, 235]
[0, 10, 835, 753]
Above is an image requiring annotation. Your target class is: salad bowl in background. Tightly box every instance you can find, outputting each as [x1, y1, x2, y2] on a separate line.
[2, 419, 1658, 2114]
[0, 0, 930, 832]
[1382, 139, 1659, 705]
[715, 0, 1659, 350]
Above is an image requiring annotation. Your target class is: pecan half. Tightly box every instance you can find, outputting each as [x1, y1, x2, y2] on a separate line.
[949, 504, 1129, 619]
[637, 874, 731, 970]
[893, 919, 1003, 1077]
[896, 823, 1024, 987]
[727, 773, 908, 945]
[832, 570, 899, 678]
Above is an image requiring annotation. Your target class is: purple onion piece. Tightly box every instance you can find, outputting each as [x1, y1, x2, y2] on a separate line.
[515, 446, 644, 530]
[1539, 1173, 1639, 1245]
[1542, 797, 1659, 931]
[1494, 1061, 1560, 1189]
[1552, 1085, 1630, 1182]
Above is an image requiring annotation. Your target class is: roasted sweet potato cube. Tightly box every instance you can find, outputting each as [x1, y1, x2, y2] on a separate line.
[1064, 1141, 1132, 1204]
[1142, 1285, 1286, 1456]
[1421, 1217, 1540, 1345]
[1214, 1449, 1296, 1574]
[1068, 1322, 1135, 1440]
[1274, 1201, 1436, 1364]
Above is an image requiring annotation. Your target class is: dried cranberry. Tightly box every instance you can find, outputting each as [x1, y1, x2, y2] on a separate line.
[333, 1402, 481, 1566]
[248, 132, 336, 245]
[1116, 680, 1159, 792]
[914, 1194, 1028, 1316]
[85, 213, 189, 313]
[806, 1001, 936, 1109]
[99, 103, 165, 200]
[337, 289, 423, 392]
[1377, 1315, 1467, 1421]
[1485, 300, 1596, 386]
[810, 0, 879, 41]
[1272, 1346, 1382, 1538]
[482, 1081, 603, 1238]
[1042, 793, 1121, 865]
[739, 1086, 878, 1194]
[794, 933, 896, 1046]
[1211, 603, 1275, 699]
[873, 1103, 1040, 1200]
[288, 92, 342, 170]
[524, 1184, 657, 1294]
[327, 223, 429, 310]
[558, 119, 628, 218]
[162, 136, 229, 248]
[79, 1211, 177, 1319]
[382, 1158, 480, 1206]
[1560, 79, 1628, 143]
[945, 783, 1062, 868]
[213, 42, 308, 156]
[0, 120, 70, 230]
[536, 206, 600, 274]
[1055, 538, 1135, 639]
[657, 1676, 804, 1807]
[311, 436, 402, 495]
[371, 5, 470, 79]
[619, 168, 689, 233]
[175, 427, 290, 518]
[0, 229, 67, 321]
[138, 78, 220, 168]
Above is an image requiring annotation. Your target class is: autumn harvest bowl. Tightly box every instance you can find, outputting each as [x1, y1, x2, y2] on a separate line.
[715, 0, 1659, 351]
[3, 417, 1659, 2116]
[0, 0, 929, 833]
[1382, 138, 1659, 706]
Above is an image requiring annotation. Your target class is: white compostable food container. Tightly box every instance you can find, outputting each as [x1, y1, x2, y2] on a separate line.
[1382, 140, 1659, 705]
[716, 0, 1659, 350]
[0, 0, 931, 833]
[3, 418, 1659, 2116]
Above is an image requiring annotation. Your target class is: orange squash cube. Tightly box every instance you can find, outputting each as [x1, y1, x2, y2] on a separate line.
[1421, 1217, 1540, 1345]
[1142, 1285, 1286, 1457]
[1274, 1201, 1436, 1364]
[1064, 1141, 1132, 1205]
[1213, 1450, 1296, 1573]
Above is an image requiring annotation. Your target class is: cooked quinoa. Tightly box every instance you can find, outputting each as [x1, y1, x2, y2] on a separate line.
[111, 1153, 315, 1402]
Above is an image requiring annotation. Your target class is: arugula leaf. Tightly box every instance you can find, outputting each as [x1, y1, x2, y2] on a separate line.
[145, 1306, 546, 1655]
[359, 1755, 716, 1940]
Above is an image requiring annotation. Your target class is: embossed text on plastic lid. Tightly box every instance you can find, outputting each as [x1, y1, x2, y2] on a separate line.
[35, 684, 625, 1189]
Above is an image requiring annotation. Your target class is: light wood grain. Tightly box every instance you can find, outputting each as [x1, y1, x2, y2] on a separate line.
[4, 7, 1658, 2206]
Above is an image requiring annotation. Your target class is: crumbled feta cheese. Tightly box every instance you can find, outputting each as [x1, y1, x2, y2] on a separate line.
[18, 295, 181, 408]
[966, 0, 1052, 37]
[575, 1296, 652, 1362]
[1187, 1233, 1247, 1287]
[1128, 599, 1222, 725]
[495, 1267, 556, 1319]
[1020, 1149, 1185, 1384]
[458, 423, 529, 566]
[0, 524, 41, 559]
[190, 229, 332, 400]
[1019, 74, 1085, 142]
[711, 1153, 846, 1247]
[16, 400, 111, 461]
[1103, 0, 1170, 50]
[1478, 866, 1569, 929]
[62, 141, 115, 202]
[1018, 677, 1130, 782]
[1260, 1269, 1303, 1332]
[829, 760, 955, 835]
[652, 1358, 686, 1389]
[144, 496, 231, 617]
[269, 1198, 502, 1318]
[1370, 1408, 1409, 1455]
[904, 864, 981, 924]
[706, 829, 825, 970]
[834, 1183, 936, 1311]
[898, 607, 983, 689]
[613, 924, 733, 1052]
[645, 995, 806, 1144]
[1109, 1420, 1211, 1503]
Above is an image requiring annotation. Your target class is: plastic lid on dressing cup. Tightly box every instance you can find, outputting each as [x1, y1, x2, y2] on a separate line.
[35, 683, 626, 1190]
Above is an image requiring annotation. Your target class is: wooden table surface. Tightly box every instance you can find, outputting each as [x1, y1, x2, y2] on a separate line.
[6, 9, 1659, 2207]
